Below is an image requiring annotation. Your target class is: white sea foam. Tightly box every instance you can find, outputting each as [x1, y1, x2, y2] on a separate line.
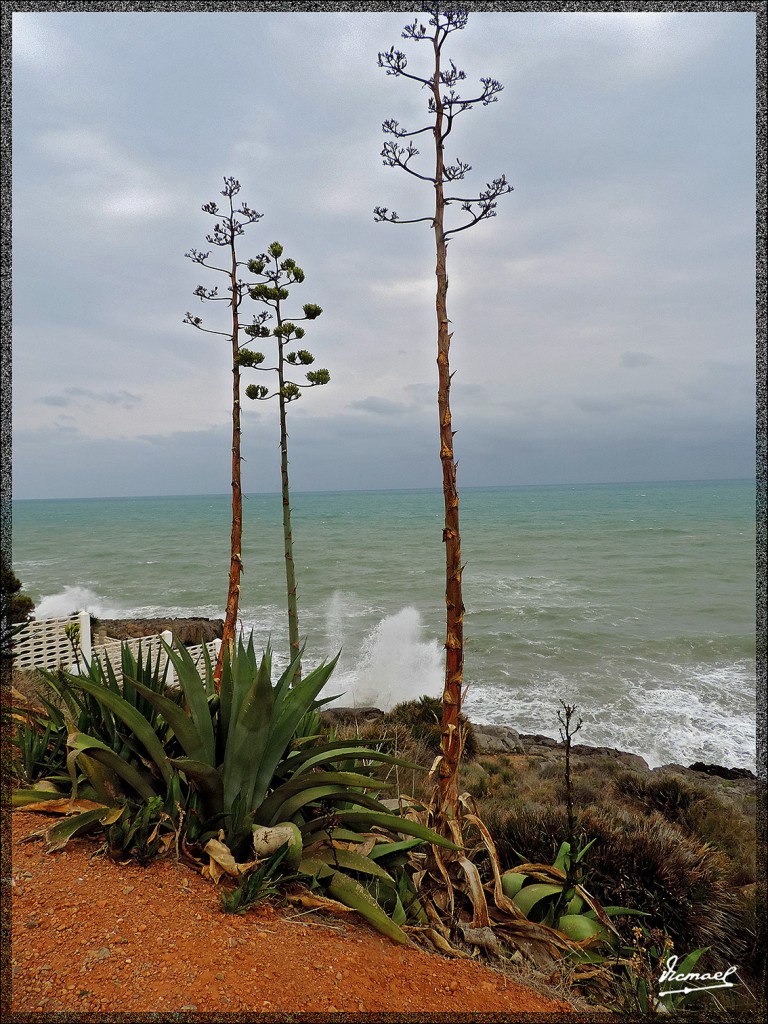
[326, 606, 443, 711]
[34, 586, 126, 620]
[463, 661, 756, 770]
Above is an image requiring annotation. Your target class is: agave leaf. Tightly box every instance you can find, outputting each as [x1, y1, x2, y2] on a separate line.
[664, 946, 709, 981]
[123, 676, 210, 766]
[501, 871, 527, 900]
[12, 789, 67, 807]
[35, 692, 68, 731]
[573, 886, 623, 937]
[514, 862, 567, 881]
[222, 645, 275, 813]
[565, 893, 585, 915]
[273, 647, 305, 703]
[460, 810, 527, 919]
[298, 856, 335, 881]
[584, 905, 650, 919]
[310, 847, 397, 883]
[43, 805, 123, 852]
[52, 674, 171, 785]
[256, 770, 389, 825]
[161, 639, 216, 764]
[556, 914, 609, 944]
[366, 838, 424, 861]
[420, 927, 469, 957]
[291, 746, 424, 776]
[229, 638, 268, 736]
[202, 837, 252, 880]
[390, 891, 407, 927]
[199, 639, 217, 698]
[266, 786, 389, 826]
[553, 841, 571, 873]
[287, 891, 354, 914]
[575, 837, 598, 863]
[13, 795, 107, 812]
[325, 869, 410, 945]
[218, 642, 235, 743]
[67, 732, 158, 801]
[457, 855, 491, 928]
[305, 809, 461, 850]
[322, 828, 374, 844]
[71, 750, 121, 806]
[37, 669, 83, 726]
[282, 737, 394, 769]
[513, 882, 563, 917]
[168, 757, 224, 819]
[251, 656, 341, 807]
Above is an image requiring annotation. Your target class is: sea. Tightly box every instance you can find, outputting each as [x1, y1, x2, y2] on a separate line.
[11, 479, 757, 771]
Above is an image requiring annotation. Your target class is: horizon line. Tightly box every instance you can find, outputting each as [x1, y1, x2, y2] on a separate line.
[10, 476, 757, 502]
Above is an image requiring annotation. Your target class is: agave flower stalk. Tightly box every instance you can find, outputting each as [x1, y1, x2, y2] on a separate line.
[375, 7, 513, 818]
[244, 242, 329, 685]
[184, 177, 264, 690]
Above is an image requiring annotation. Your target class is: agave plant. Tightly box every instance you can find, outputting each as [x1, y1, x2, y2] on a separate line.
[12, 634, 460, 943]
[12, 710, 68, 786]
[500, 839, 633, 946]
[12, 642, 178, 809]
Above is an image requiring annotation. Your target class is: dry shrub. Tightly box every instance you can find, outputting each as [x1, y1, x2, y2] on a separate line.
[382, 695, 478, 760]
[484, 802, 569, 869]
[613, 770, 707, 821]
[613, 770, 757, 886]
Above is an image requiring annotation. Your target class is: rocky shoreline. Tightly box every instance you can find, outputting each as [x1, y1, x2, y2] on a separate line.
[91, 617, 223, 646]
[322, 706, 759, 808]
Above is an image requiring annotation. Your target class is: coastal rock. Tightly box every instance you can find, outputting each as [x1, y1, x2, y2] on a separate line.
[516, 734, 651, 772]
[320, 707, 385, 727]
[571, 743, 651, 773]
[687, 761, 756, 781]
[93, 617, 223, 646]
[473, 724, 525, 754]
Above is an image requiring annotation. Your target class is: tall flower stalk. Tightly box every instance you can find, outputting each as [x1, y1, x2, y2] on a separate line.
[245, 243, 328, 684]
[376, 5, 512, 818]
[184, 177, 264, 689]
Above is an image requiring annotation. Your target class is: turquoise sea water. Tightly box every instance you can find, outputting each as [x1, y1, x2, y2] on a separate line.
[12, 480, 757, 769]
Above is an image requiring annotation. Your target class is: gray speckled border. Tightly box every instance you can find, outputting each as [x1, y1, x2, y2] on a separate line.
[2, 3, 764, 1022]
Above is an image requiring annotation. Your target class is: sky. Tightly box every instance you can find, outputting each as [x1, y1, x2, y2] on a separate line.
[11, 6, 757, 499]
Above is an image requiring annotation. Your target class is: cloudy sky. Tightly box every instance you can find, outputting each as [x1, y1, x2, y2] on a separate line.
[12, 6, 756, 499]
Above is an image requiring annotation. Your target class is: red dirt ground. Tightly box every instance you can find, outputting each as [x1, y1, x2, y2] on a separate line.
[9, 810, 574, 1017]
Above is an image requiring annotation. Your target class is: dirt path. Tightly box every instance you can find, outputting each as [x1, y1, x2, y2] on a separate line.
[9, 811, 574, 1017]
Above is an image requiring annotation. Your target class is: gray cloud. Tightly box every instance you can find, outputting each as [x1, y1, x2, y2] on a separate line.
[41, 386, 142, 409]
[350, 396, 411, 416]
[621, 351, 656, 369]
[11, 10, 755, 498]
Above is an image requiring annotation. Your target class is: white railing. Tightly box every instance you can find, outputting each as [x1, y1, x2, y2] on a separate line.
[13, 612, 220, 687]
[12, 611, 92, 673]
[93, 635, 222, 688]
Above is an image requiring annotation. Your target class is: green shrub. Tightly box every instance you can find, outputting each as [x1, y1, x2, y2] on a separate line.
[12, 712, 67, 785]
[485, 802, 569, 868]
[220, 844, 290, 914]
[1, 554, 35, 624]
